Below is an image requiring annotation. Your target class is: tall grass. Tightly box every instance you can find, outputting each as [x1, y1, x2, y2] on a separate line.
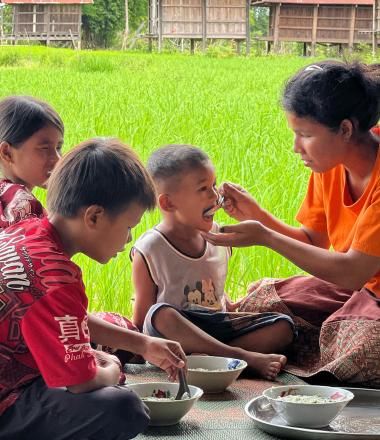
[0, 47, 314, 316]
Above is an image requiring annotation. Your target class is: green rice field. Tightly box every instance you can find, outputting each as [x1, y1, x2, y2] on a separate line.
[0, 47, 318, 316]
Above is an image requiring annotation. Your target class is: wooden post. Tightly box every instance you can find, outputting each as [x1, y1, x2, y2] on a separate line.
[77, 5, 81, 50]
[190, 38, 195, 54]
[125, 0, 129, 38]
[373, 1, 376, 55]
[348, 5, 356, 53]
[147, 0, 153, 52]
[236, 39, 241, 55]
[246, 0, 250, 55]
[13, 6, 17, 45]
[303, 42, 307, 56]
[46, 5, 50, 46]
[149, 0, 153, 35]
[32, 4, 36, 34]
[0, 5, 4, 45]
[202, 0, 207, 52]
[373, 0, 380, 55]
[158, 0, 162, 52]
[121, 0, 129, 49]
[273, 3, 281, 53]
[377, 0, 380, 48]
[69, 28, 76, 49]
[311, 4, 318, 56]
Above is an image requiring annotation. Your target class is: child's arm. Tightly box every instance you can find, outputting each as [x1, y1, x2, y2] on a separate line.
[67, 351, 121, 394]
[131, 251, 158, 331]
[87, 315, 186, 380]
[22, 284, 124, 394]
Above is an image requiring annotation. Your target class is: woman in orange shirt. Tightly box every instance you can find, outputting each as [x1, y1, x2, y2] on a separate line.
[204, 61, 380, 387]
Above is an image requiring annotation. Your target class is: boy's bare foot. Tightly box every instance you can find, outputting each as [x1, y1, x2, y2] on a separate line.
[243, 353, 287, 381]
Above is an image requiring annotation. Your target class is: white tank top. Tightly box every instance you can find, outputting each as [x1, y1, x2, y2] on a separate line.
[133, 226, 231, 312]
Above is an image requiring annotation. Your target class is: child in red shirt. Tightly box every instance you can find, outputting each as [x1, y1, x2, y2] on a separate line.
[0, 95, 142, 364]
[0, 138, 186, 439]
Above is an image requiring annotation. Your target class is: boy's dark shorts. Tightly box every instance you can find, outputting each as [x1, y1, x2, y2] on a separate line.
[144, 303, 296, 343]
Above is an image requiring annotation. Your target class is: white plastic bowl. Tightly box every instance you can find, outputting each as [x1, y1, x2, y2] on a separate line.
[262, 385, 354, 428]
[124, 382, 203, 426]
[187, 355, 247, 393]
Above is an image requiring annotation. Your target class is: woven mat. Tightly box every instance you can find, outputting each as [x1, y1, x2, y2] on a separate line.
[125, 363, 307, 440]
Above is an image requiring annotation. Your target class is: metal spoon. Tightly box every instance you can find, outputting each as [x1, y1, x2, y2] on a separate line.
[175, 368, 191, 400]
[204, 195, 225, 217]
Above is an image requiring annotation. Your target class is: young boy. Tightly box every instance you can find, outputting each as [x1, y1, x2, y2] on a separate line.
[0, 138, 186, 440]
[132, 144, 295, 380]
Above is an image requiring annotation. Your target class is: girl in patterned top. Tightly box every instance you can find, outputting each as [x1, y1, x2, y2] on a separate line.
[0, 95, 64, 228]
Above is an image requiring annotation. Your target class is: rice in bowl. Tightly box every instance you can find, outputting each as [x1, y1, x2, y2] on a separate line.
[262, 385, 354, 428]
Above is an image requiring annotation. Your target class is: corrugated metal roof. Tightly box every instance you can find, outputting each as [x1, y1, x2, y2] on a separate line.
[3, 0, 93, 4]
[252, 0, 372, 5]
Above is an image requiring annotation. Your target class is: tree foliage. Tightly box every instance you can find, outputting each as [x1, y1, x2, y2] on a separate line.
[251, 7, 269, 37]
[128, 0, 148, 31]
[0, 4, 13, 34]
[82, 0, 148, 48]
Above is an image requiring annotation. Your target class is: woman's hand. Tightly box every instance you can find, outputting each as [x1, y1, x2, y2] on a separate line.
[220, 182, 263, 222]
[202, 221, 268, 248]
[142, 337, 186, 381]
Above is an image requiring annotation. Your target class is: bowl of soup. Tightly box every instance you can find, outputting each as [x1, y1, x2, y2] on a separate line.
[124, 382, 203, 426]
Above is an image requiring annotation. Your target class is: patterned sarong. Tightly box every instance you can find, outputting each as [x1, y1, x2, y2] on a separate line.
[239, 276, 380, 387]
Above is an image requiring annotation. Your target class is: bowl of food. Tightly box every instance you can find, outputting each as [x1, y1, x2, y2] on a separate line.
[187, 355, 247, 393]
[124, 382, 203, 426]
[262, 385, 354, 428]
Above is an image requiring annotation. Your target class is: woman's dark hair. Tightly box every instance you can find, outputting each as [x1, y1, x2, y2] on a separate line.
[0, 96, 64, 147]
[47, 138, 156, 217]
[147, 144, 210, 182]
[282, 61, 380, 132]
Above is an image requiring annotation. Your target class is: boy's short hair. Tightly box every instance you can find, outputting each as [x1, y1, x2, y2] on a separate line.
[47, 138, 156, 216]
[147, 144, 210, 183]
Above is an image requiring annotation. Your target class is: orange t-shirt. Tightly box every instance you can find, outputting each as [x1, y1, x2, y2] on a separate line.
[296, 147, 380, 297]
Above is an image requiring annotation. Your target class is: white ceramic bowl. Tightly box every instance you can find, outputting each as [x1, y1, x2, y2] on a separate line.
[262, 385, 354, 428]
[187, 355, 247, 393]
[124, 382, 203, 426]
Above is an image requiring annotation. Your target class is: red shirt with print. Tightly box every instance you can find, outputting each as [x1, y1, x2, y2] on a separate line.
[0, 217, 97, 415]
[0, 179, 45, 230]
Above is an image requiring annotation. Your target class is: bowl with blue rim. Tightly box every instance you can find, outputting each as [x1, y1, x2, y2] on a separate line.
[186, 355, 247, 393]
